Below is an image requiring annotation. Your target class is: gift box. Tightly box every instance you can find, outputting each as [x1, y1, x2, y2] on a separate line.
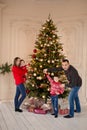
[59, 108, 69, 115]
[41, 103, 52, 111]
[28, 105, 36, 112]
[34, 108, 47, 114]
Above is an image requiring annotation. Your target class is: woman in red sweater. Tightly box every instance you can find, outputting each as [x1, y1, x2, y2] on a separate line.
[12, 57, 27, 112]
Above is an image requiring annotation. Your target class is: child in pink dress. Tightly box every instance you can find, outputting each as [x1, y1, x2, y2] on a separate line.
[44, 72, 65, 118]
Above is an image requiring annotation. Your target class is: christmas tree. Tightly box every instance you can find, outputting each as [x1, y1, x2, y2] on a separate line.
[26, 16, 69, 102]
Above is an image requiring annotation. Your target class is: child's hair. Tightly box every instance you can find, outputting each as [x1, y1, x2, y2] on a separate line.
[13, 57, 20, 66]
[20, 59, 25, 63]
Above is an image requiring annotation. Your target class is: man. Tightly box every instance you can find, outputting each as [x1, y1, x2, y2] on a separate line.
[44, 59, 82, 118]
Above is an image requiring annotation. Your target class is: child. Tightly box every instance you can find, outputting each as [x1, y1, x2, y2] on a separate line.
[44, 71, 65, 118]
[20, 59, 28, 82]
[12, 57, 27, 112]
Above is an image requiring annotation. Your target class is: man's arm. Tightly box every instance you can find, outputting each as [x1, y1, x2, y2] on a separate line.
[47, 67, 63, 72]
[67, 69, 79, 88]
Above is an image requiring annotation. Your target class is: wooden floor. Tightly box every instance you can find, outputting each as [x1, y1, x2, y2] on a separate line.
[0, 102, 87, 130]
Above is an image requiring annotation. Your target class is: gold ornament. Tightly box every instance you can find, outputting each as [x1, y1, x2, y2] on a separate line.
[37, 76, 42, 80]
[50, 42, 53, 45]
[51, 73, 54, 76]
[44, 54, 47, 57]
[44, 43, 47, 46]
[40, 44, 43, 47]
[53, 51, 55, 53]
[32, 84, 35, 87]
[47, 88, 50, 91]
[33, 73, 37, 76]
[42, 95, 45, 99]
[34, 68, 37, 71]
[52, 60, 55, 63]
[56, 65, 59, 67]
[47, 44, 50, 47]
[53, 35, 55, 38]
[40, 59, 43, 62]
[47, 60, 50, 63]
[40, 65, 43, 68]
[42, 26, 45, 29]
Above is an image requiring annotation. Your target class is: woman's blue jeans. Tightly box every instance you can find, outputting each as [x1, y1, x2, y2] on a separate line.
[14, 84, 26, 109]
[69, 86, 81, 117]
[51, 95, 58, 116]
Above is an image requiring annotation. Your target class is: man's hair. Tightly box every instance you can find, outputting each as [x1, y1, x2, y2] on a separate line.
[62, 59, 69, 63]
[13, 57, 20, 66]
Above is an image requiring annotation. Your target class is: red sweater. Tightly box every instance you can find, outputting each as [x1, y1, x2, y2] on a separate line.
[46, 74, 64, 95]
[12, 66, 27, 85]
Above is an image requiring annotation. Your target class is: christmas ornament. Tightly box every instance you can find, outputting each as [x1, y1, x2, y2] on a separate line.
[37, 76, 42, 80]
[44, 43, 47, 46]
[33, 73, 37, 76]
[40, 59, 43, 62]
[26, 89, 30, 94]
[34, 68, 37, 71]
[53, 35, 55, 38]
[44, 54, 47, 57]
[32, 84, 35, 87]
[40, 44, 43, 47]
[47, 88, 50, 91]
[51, 73, 54, 76]
[36, 57, 38, 60]
[47, 60, 50, 63]
[50, 42, 53, 45]
[52, 60, 55, 63]
[53, 51, 55, 53]
[42, 95, 45, 99]
[33, 49, 37, 53]
[47, 44, 50, 47]
[32, 54, 36, 59]
[40, 65, 43, 68]
[56, 65, 59, 67]
[42, 26, 45, 30]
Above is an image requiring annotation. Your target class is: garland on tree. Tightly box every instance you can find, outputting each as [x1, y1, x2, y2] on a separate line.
[26, 15, 70, 101]
[0, 62, 12, 75]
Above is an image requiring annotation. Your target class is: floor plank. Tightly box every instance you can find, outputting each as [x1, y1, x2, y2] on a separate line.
[0, 102, 87, 130]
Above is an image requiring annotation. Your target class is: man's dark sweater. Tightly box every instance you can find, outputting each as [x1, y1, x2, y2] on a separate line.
[47, 65, 82, 88]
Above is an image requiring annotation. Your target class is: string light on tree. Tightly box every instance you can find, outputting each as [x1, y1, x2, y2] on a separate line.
[26, 15, 69, 101]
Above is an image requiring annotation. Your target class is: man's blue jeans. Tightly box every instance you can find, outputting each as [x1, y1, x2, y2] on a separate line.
[51, 95, 58, 116]
[14, 84, 26, 109]
[69, 86, 81, 117]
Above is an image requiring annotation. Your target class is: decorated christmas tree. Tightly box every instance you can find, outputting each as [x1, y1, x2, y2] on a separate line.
[26, 16, 69, 102]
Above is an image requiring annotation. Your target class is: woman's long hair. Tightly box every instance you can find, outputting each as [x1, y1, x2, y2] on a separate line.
[13, 57, 20, 66]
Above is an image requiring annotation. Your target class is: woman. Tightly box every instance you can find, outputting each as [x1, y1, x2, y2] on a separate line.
[12, 57, 27, 112]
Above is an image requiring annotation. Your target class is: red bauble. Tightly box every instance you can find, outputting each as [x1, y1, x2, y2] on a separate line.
[33, 49, 37, 53]
[28, 63, 30, 66]
[32, 54, 36, 59]
[48, 37, 52, 40]
[26, 89, 30, 94]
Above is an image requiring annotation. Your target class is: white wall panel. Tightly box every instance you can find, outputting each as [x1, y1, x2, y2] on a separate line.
[0, 0, 87, 103]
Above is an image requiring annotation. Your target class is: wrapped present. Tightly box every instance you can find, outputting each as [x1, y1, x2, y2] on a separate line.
[22, 102, 30, 109]
[34, 108, 47, 114]
[41, 103, 52, 111]
[59, 108, 69, 115]
[28, 105, 36, 112]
